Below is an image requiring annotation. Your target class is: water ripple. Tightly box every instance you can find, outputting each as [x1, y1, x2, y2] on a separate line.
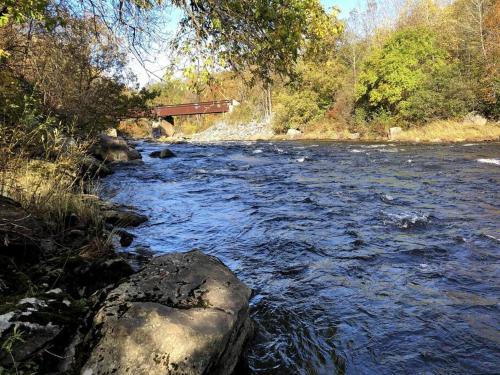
[102, 141, 500, 374]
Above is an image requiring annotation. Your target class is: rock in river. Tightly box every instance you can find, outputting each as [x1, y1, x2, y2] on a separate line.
[92, 135, 142, 163]
[149, 148, 176, 158]
[82, 250, 253, 375]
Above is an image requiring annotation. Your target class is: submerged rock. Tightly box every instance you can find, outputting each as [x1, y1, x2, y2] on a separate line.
[115, 229, 134, 247]
[82, 250, 253, 375]
[149, 148, 176, 158]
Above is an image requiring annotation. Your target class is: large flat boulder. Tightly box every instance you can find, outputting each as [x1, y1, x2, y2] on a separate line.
[81, 250, 252, 375]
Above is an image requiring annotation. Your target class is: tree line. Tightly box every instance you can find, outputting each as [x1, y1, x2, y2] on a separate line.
[1, 0, 335, 152]
[1, 0, 498, 145]
[150, 0, 499, 137]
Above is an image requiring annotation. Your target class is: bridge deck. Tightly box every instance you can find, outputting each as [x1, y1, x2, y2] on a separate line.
[153, 100, 235, 117]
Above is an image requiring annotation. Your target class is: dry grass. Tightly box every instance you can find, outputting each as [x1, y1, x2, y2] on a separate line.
[271, 118, 500, 142]
[0, 142, 105, 238]
[392, 120, 500, 142]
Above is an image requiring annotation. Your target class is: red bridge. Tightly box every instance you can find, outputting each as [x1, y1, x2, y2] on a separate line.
[153, 99, 239, 118]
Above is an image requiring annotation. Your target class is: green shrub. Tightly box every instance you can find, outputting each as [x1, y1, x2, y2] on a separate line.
[355, 27, 476, 126]
[272, 90, 322, 133]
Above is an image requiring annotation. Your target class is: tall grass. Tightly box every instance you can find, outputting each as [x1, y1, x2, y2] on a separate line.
[0, 128, 109, 254]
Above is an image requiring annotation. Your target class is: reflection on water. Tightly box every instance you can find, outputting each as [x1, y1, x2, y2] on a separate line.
[102, 141, 500, 374]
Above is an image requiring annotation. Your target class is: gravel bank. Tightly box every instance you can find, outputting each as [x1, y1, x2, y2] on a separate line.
[190, 121, 274, 142]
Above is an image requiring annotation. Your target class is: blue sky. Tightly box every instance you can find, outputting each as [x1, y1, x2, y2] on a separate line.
[322, 0, 359, 15]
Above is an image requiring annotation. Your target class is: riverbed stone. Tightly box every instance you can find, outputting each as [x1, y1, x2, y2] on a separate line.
[151, 120, 175, 138]
[81, 250, 253, 375]
[150, 148, 176, 158]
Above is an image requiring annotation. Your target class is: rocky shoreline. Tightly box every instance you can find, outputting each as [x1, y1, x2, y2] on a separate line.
[0, 135, 253, 374]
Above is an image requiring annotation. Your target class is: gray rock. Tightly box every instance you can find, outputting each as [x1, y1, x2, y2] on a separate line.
[464, 112, 487, 126]
[151, 119, 175, 138]
[348, 132, 361, 140]
[102, 207, 148, 227]
[151, 120, 175, 138]
[0, 298, 62, 366]
[158, 120, 176, 137]
[80, 155, 113, 177]
[389, 127, 402, 140]
[150, 148, 176, 158]
[92, 135, 142, 162]
[82, 250, 252, 375]
[287, 128, 302, 137]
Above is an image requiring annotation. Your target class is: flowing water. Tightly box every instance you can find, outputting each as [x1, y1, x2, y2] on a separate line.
[102, 141, 500, 374]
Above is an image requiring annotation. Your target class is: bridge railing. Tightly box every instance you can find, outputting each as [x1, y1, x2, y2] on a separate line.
[153, 100, 239, 117]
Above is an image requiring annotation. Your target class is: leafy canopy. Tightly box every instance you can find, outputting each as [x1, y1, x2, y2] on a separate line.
[171, 0, 343, 83]
[355, 28, 450, 117]
[1, 0, 340, 83]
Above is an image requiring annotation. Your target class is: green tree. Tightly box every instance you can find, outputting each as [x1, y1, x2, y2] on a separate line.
[355, 27, 471, 123]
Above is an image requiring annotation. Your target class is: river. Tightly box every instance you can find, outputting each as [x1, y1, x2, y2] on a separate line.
[102, 141, 499, 374]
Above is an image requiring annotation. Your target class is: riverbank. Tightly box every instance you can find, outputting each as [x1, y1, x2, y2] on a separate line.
[0, 136, 252, 374]
[0, 138, 145, 373]
[121, 117, 500, 144]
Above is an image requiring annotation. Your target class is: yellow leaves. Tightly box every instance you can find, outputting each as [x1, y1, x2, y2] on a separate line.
[0, 13, 10, 28]
[0, 49, 10, 58]
[212, 17, 222, 30]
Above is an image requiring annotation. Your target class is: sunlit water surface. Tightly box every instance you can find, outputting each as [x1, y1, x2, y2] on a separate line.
[102, 141, 500, 374]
